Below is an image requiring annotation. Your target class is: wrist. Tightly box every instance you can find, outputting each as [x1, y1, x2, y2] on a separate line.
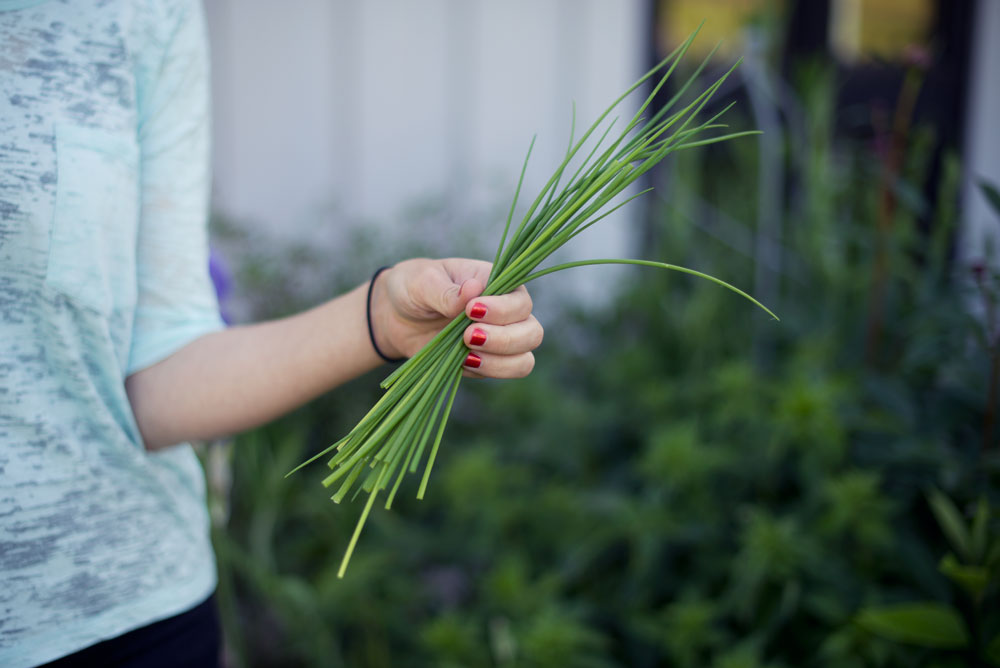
[367, 266, 405, 362]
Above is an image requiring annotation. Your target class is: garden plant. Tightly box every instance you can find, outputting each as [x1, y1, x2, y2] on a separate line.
[288, 31, 776, 578]
[206, 46, 999, 668]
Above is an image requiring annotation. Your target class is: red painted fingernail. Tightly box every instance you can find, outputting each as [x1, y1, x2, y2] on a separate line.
[469, 302, 487, 319]
[469, 328, 487, 346]
[464, 352, 482, 369]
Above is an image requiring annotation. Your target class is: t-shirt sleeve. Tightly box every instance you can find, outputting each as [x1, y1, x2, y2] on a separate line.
[127, 0, 224, 375]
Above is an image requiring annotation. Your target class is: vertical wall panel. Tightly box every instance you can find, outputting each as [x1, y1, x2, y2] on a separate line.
[356, 0, 452, 222]
[962, 0, 1000, 266]
[204, 0, 647, 293]
[206, 0, 341, 236]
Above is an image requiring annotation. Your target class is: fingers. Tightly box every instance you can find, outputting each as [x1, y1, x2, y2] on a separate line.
[377, 258, 543, 379]
[463, 315, 544, 355]
[461, 312, 543, 379]
[465, 285, 533, 326]
[458, 277, 538, 380]
[462, 350, 536, 379]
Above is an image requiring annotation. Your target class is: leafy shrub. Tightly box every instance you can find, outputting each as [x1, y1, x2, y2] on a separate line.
[207, 63, 999, 667]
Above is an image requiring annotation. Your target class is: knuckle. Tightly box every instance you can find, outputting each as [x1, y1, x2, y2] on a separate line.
[415, 263, 436, 285]
[533, 320, 544, 348]
[520, 352, 535, 377]
[501, 329, 517, 355]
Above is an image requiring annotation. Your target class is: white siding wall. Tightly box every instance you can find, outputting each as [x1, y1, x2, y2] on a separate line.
[203, 0, 647, 297]
[962, 0, 1000, 267]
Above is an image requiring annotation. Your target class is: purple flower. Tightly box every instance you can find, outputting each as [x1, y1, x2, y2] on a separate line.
[209, 247, 233, 324]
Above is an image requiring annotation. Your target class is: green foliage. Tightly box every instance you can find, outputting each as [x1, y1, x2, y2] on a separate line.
[289, 33, 776, 579]
[927, 489, 974, 562]
[856, 492, 1000, 664]
[206, 59, 1000, 667]
[856, 603, 969, 649]
[981, 181, 1000, 219]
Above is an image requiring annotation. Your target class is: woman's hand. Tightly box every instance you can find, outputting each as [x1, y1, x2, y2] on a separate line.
[370, 258, 544, 379]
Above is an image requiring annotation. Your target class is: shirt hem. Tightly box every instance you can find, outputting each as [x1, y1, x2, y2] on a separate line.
[0, 570, 217, 668]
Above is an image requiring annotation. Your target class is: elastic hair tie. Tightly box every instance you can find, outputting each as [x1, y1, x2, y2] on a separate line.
[367, 266, 405, 363]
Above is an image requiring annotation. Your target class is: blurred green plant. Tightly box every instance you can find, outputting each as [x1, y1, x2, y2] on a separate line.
[290, 31, 776, 579]
[856, 491, 1000, 664]
[974, 180, 1000, 458]
[204, 57, 999, 667]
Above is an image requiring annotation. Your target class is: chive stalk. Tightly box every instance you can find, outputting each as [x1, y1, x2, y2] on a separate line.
[290, 30, 778, 577]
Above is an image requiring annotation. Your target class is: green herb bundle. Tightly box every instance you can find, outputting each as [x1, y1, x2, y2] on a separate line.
[291, 31, 777, 577]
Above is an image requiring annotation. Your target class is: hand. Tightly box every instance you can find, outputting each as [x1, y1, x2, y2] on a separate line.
[371, 258, 543, 378]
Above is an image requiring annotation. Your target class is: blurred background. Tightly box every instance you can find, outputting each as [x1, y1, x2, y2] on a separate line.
[200, 1, 1000, 666]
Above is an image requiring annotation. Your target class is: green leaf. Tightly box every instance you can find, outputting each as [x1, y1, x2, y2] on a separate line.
[288, 28, 767, 576]
[971, 497, 990, 563]
[938, 553, 990, 598]
[987, 630, 1000, 667]
[980, 180, 1000, 219]
[522, 258, 779, 321]
[988, 540, 1000, 569]
[855, 602, 970, 649]
[927, 489, 972, 561]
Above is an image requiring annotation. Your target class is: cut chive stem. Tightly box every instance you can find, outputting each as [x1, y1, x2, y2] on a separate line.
[291, 30, 777, 576]
[417, 366, 463, 500]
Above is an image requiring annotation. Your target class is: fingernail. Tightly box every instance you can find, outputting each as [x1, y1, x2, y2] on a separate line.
[469, 302, 487, 319]
[469, 328, 487, 346]
[464, 352, 482, 369]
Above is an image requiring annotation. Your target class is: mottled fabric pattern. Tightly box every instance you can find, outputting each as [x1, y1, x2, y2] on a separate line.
[0, 1, 224, 665]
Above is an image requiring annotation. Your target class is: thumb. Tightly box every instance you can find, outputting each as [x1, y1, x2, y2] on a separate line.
[432, 276, 484, 319]
[456, 277, 485, 314]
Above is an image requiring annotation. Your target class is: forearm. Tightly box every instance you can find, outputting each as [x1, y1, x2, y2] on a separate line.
[126, 257, 542, 450]
[126, 281, 381, 450]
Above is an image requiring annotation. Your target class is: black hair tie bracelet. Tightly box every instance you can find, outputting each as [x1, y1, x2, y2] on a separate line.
[367, 266, 406, 363]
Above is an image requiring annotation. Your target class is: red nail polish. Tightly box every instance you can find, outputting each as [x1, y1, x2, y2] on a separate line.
[469, 302, 487, 319]
[470, 328, 487, 346]
[464, 352, 482, 369]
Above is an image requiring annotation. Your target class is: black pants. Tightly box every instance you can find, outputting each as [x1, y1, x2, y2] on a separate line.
[39, 593, 221, 668]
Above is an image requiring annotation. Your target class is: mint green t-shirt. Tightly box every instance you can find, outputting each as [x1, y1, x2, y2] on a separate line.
[0, 1, 225, 665]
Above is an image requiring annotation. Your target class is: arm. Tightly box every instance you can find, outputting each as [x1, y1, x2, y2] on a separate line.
[126, 258, 543, 450]
[125, 5, 541, 449]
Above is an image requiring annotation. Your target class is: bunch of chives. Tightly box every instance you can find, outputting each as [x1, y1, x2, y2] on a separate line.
[290, 30, 778, 578]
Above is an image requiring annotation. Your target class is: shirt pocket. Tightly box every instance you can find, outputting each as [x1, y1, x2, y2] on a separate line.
[47, 122, 140, 316]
